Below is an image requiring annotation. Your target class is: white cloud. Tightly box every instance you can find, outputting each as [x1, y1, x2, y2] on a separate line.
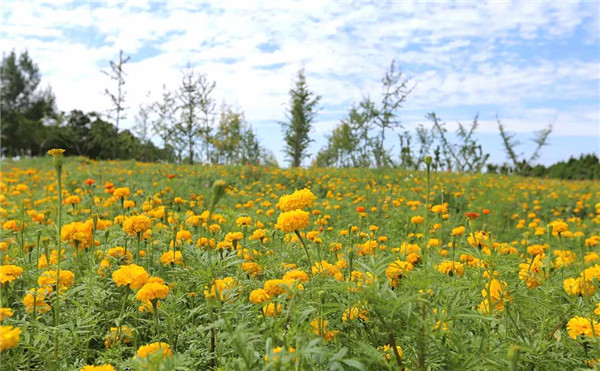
[1, 0, 598, 164]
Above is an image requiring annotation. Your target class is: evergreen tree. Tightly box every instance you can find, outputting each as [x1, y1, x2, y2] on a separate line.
[280, 68, 321, 167]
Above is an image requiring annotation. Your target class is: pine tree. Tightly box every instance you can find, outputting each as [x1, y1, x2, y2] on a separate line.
[280, 68, 321, 167]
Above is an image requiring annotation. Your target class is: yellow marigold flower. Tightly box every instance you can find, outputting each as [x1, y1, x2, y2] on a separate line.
[63, 195, 82, 205]
[262, 302, 282, 316]
[107, 247, 132, 262]
[123, 200, 135, 209]
[224, 232, 243, 242]
[526, 244, 548, 256]
[160, 250, 183, 266]
[47, 148, 65, 156]
[0, 325, 21, 352]
[112, 264, 149, 290]
[122, 215, 151, 236]
[113, 187, 130, 199]
[282, 269, 309, 283]
[276, 209, 310, 233]
[595, 303, 600, 316]
[2, 220, 25, 232]
[553, 250, 577, 269]
[264, 347, 296, 363]
[467, 231, 489, 249]
[278, 188, 317, 212]
[0, 265, 23, 284]
[204, 277, 239, 302]
[564, 277, 596, 296]
[451, 226, 465, 236]
[249, 289, 271, 304]
[518, 255, 545, 288]
[436, 261, 465, 277]
[23, 288, 51, 314]
[431, 204, 447, 214]
[386, 260, 413, 287]
[104, 326, 133, 348]
[80, 365, 116, 371]
[378, 344, 403, 361]
[236, 216, 252, 227]
[342, 306, 369, 322]
[478, 279, 512, 314]
[0, 308, 14, 322]
[61, 221, 94, 250]
[136, 342, 173, 359]
[312, 261, 343, 281]
[136, 280, 169, 304]
[566, 316, 600, 339]
[585, 252, 600, 264]
[310, 318, 338, 341]
[38, 269, 75, 290]
[411, 216, 424, 225]
[241, 262, 262, 277]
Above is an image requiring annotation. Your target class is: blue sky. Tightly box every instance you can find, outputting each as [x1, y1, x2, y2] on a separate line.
[2, 1, 599, 166]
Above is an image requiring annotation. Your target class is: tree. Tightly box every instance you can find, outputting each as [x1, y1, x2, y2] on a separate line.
[1, 50, 56, 156]
[497, 115, 553, 175]
[176, 66, 216, 164]
[373, 60, 412, 168]
[429, 113, 489, 172]
[151, 84, 178, 162]
[280, 68, 321, 167]
[102, 50, 130, 133]
[133, 100, 152, 162]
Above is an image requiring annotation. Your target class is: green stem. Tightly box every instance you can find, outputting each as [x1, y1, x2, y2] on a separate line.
[53, 165, 62, 370]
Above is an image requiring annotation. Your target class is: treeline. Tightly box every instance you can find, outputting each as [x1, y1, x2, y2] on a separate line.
[1, 50, 597, 180]
[1, 50, 276, 165]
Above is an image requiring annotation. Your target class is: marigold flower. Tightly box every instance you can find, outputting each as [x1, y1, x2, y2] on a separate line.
[465, 212, 480, 220]
[566, 316, 600, 339]
[123, 215, 151, 236]
[136, 279, 169, 304]
[278, 188, 316, 212]
[276, 209, 310, 233]
[378, 344, 403, 360]
[113, 187, 130, 199]
[112, 264, 149, 290]
[0, 308, 14, 322]
[241, 262, 262, 277]
[236, 216, 252, 227]
[104, 326, 133, 348]
[310, 318, 338, 341]
[23, 287, 52, 314]
[160, 250, 183, 266]
[38, 269, 75, 290]
[204, 277, 239, 302]
[249, 289, 270, 304]
[136, 342, 173, 359]
[80, 365, 116, 371]
[411, 216, 424, 225]
[451, 226, 465, 236]
[436, 261, 465, 277]
[262, 302, 282, 316]
[386, 260, 413, 287]
[0, 325, 21, 352]
[0, 265, 24, 284]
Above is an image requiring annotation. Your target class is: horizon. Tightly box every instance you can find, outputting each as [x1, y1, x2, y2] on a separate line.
[2, 1, 599, 166]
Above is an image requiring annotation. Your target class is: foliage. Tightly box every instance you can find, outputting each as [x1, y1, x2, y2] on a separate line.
[497, 116, 553, 175]
[0, 157, 599, 370]
[428, 113, 489, 173]
[0, 50, 57, 157]
[280, 68, 321, 167]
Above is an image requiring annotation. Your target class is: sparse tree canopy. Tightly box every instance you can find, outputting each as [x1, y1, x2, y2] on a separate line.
[280, 68, 321, 167]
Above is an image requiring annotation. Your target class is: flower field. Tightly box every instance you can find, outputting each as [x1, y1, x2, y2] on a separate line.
[1, 155, 599, 370]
